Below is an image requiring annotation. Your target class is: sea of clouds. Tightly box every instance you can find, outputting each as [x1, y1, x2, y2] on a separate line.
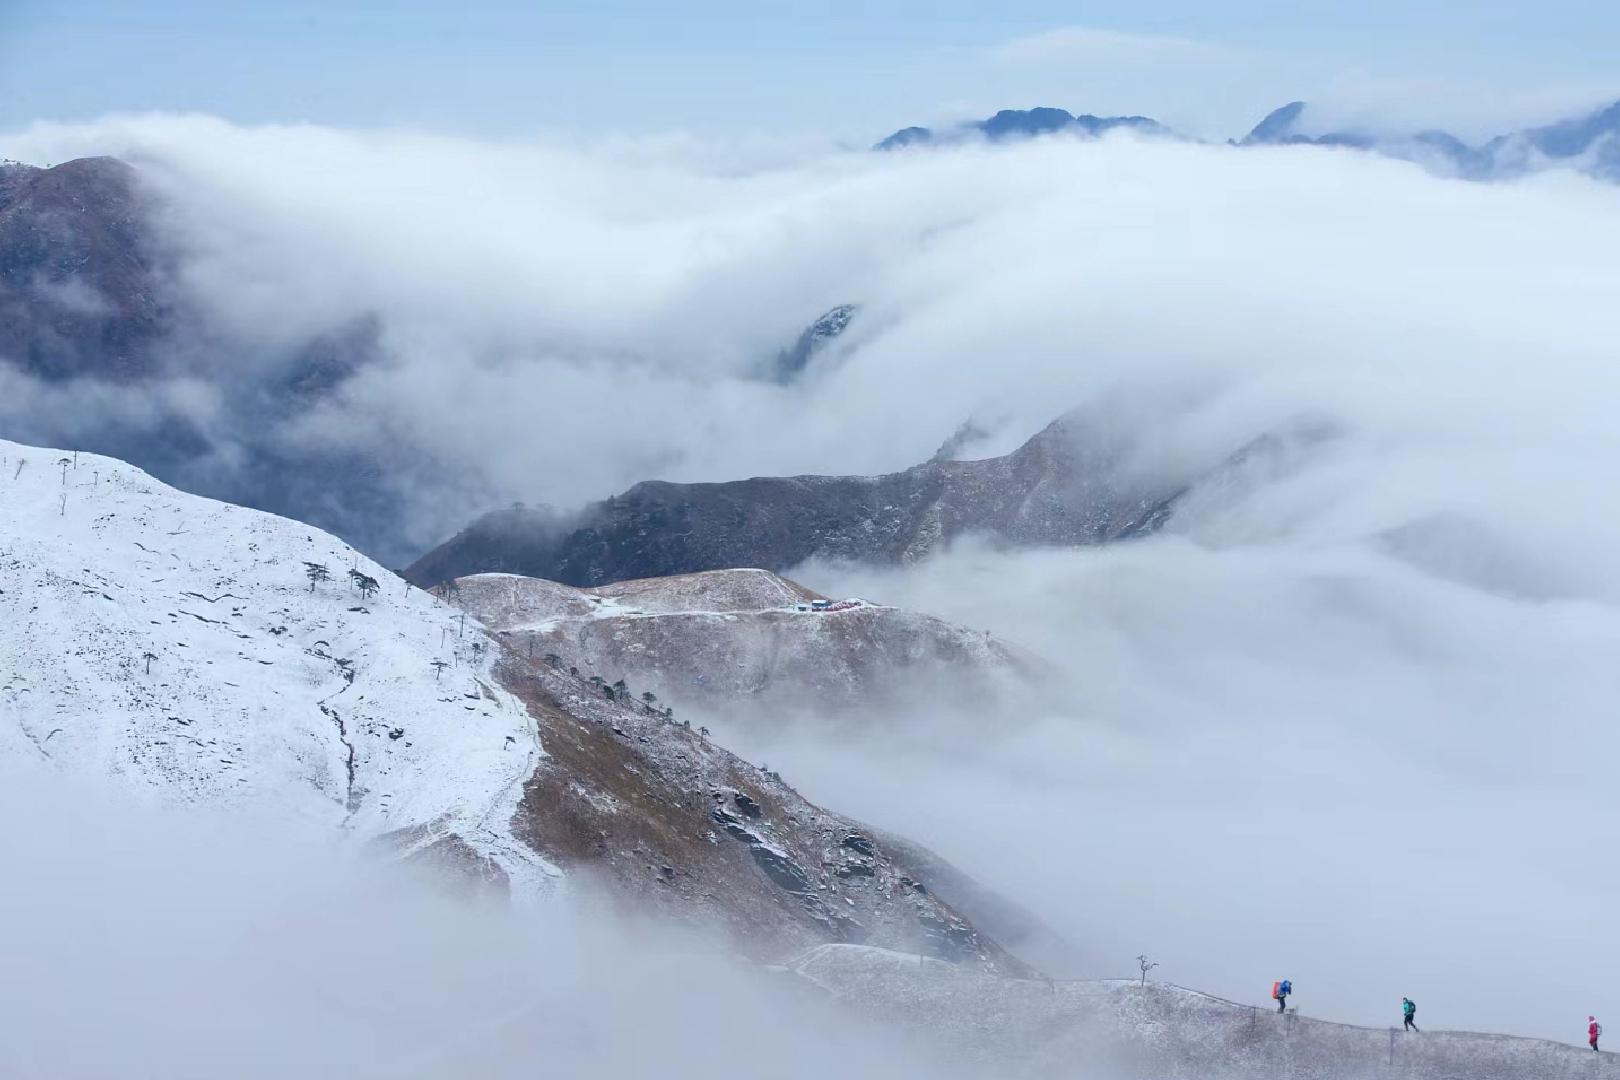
[4, 115, 1619, 1051]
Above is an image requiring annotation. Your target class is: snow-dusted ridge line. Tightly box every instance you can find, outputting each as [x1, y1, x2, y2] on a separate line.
[0, 439, 558, 893]
[448, 567, 1025, 717]
[785, 945, 1620, 1079]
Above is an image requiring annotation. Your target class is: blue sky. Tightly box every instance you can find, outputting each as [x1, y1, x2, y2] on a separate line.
[4, 1, 1619, 140]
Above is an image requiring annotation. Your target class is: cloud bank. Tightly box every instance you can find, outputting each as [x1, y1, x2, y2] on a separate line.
[5, 112, 1619, 562]
[0, 768, 960, 1080]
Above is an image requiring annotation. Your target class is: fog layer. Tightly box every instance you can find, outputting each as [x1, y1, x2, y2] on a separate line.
[0, 768, 961, 1080]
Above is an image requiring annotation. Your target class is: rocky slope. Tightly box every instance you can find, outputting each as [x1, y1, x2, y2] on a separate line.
[0, 437, 1024, 966]
[440, 568, 1029, 718]
[406, 411, 1181, 588]
[0, 156, 167, 380]
[787, 945, 1620, 1079]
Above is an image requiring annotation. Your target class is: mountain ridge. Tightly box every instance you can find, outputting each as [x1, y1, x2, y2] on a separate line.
[404, 411, 1181, 588]
[875, 106, 1173, 150]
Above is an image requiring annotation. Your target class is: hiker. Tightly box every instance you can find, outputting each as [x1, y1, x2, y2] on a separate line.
[1273, 979, 1292, 1014]
[1591, 1017, 1603, 1051]
[1402, 997, 1419, 1032]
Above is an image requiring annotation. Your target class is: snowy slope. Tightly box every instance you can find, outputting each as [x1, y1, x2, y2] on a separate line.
[0, 440, 557, 893]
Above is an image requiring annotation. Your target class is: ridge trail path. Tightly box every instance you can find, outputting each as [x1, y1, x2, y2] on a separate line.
[788, 944, 1620, 1079]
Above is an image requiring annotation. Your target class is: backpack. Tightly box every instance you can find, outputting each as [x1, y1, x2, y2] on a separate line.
[1403, 1000, 1415, 1016]
[1272, 981, 1281, 1000]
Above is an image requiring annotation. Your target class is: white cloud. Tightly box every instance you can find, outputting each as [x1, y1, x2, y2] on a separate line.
[990, 26, 1235, 69]
[0, 770, 953, 1079]
[1302, 72, 1620, 140]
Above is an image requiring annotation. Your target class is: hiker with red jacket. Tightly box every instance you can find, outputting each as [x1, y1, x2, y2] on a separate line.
[1591, 1017, 1603, 1051]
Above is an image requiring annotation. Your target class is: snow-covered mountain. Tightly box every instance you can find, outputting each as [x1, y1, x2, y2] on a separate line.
[0, 437, 1026, 965]
[0, 436, 556, 893]
[444, 568, 1030, 719]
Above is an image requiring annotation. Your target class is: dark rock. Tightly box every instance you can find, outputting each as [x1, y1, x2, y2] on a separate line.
[749, 843, 815, 895]
[733, 792, 763, 819]
[841, 833, 876, 857]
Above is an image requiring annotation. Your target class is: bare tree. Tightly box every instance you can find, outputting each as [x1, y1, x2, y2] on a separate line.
[431, 659, 449, 682]
[142, 651, 158, 675]
[57, 457, 71, 485]
[1137, 955, 1159, 986]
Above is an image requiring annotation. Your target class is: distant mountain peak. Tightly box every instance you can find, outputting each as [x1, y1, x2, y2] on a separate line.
[768, 302, 859, 383]
[1237, 96, 1620, 182]
[874, 107, 1172, 151]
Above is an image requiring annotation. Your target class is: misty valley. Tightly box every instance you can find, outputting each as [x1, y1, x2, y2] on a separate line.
[4, 12, 1620, 1078]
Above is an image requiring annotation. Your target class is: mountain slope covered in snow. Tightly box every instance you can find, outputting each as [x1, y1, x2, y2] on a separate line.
[0, 437, 555, 891]
[0, 438, 1024, 964]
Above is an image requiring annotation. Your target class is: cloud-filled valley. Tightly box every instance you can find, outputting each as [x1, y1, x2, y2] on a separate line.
[6, 109, 1620, 1059]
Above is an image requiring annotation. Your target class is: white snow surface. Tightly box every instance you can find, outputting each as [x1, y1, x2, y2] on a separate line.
[0, 440, 557, 893]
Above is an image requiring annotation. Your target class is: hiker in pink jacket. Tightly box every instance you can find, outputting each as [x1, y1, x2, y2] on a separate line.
[1591, 1017, 1602, 1051]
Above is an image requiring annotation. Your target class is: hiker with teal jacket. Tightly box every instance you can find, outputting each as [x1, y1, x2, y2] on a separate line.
[1402, 997, 1419, 1032]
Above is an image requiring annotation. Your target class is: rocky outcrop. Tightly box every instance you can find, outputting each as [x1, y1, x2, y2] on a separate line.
[406, 411, 1181, 588]
[767, 303, 858, 383]
[443, 568, 1031, 717]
